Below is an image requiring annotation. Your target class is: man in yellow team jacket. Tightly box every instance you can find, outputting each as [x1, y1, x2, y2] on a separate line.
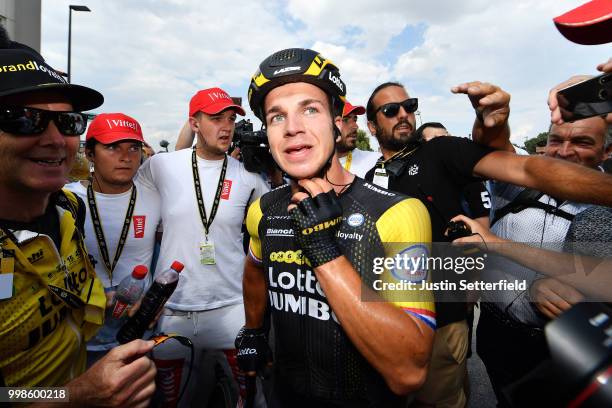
[0, 31, 156, 407]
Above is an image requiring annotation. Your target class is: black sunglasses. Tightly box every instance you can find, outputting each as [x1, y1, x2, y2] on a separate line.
[0, 107, 88, 136]
[375, 98, 419, 118]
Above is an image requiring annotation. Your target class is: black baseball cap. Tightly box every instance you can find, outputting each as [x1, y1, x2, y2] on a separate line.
[0, 41, 103, 111]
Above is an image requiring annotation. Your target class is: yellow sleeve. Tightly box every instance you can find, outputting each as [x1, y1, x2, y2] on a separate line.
[375, 198, 436, 330]
[245, 198, 264, 264]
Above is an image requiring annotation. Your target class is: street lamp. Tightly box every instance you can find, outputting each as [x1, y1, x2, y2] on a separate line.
[159, 140, 170, 153]
[67, 5, 91, 83]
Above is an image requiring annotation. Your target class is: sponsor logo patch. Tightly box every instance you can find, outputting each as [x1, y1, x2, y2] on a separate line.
[133, 216, 146, 238]
[347, 213, 364, 227]
[221, 180, 232, 200]
[390, 244, 429, 283]
[266, 228, 294, 237]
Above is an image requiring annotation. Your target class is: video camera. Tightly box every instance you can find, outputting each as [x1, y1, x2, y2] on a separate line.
[232, 119, 275, 174]
[504, 302, 612, 407]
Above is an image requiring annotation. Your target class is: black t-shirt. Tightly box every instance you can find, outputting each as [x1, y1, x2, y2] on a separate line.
[365, 137, 492, 241]
[462, 181, 491, 219]
[365, 136, 493, 326]
[0, 192, 86, 249]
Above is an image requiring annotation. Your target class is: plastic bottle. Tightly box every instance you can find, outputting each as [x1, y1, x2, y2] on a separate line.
[96, 265, 149, 344]
[116, 260, 184, 344]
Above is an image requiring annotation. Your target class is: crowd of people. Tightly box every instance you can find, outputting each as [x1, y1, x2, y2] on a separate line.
[0, 6, 611, 408]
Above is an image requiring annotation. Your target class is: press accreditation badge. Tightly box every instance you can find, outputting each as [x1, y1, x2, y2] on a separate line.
[0, 273, 14, 299]
[200, 240, 216, 265]
[373, 168, 389, 189]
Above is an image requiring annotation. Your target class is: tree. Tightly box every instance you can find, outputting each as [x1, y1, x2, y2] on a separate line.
[523, 132, 548, 154]
[356, 129, 373, 151]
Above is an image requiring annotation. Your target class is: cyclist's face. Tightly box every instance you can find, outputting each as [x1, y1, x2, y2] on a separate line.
[0, 93, 78, 195]
[545, 116, 607, 169]
[264, 82, 338, 179]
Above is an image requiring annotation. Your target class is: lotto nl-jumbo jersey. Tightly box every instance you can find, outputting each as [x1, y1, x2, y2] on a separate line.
[246, 178, 435, 406]
[0, 190, 105, 387]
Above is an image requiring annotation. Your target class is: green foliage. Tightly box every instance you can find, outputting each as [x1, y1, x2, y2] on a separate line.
[523, 132, 548, 154]
[355, 129, 373, 151]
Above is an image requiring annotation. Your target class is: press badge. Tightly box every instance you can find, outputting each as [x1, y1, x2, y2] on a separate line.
[0, 273, 14, 299]
[372, 168, 389, 189]
[200, 240, 216, 265]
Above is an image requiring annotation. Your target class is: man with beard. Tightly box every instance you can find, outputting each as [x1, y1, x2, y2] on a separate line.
[336, 100, 379, 178]
[364, 81, 612, 408]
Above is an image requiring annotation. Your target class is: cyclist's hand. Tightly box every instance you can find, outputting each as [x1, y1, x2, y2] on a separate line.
[289, 179, 343, 268]
[235, 326, 269, 376]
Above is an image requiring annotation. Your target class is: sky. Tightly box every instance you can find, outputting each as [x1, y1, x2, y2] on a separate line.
[41, 0, 610, 152]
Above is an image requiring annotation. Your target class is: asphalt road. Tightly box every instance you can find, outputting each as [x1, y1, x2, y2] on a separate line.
[467, 305, 497, 407]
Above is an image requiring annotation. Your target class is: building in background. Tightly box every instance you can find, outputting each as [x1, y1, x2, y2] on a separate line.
[0, 0, 41, 52]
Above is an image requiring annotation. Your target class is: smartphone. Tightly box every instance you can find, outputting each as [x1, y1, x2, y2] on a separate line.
[557, 73, 612, 122]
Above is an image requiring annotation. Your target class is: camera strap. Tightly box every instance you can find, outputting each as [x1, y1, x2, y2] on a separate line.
[87, 183, 137, 286]
[191, 149, 227, 239]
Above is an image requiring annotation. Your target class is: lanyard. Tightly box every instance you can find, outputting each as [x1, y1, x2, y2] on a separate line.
[376, 145, 420, 170]
[87, 183, 137, 285]
[342, 151, 353, 171]
[192, 149, 227, 239]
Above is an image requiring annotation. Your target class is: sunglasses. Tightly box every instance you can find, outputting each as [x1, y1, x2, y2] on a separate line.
[375, 98, 419, 118]
[0, 107, 88, 136]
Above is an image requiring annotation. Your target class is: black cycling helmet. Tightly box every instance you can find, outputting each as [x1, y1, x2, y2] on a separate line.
[248, 48, 346, 122]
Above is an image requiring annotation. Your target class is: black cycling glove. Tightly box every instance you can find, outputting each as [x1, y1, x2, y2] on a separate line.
[289, 190, 343, 268]
[235, 326, 270, 374]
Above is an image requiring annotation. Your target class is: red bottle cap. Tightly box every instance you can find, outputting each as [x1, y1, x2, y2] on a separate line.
[132, 265, 148, 279]
[171, 261, 184, 273]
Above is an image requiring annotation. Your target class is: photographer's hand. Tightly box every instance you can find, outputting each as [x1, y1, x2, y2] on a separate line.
[230, 147, 241, 160]
[597, 58, 612, 74]
[449, 214, 503, 249]
[548, 74, 593, 125]
[530, 277, 584, 320]
[451, 81, 512, 151]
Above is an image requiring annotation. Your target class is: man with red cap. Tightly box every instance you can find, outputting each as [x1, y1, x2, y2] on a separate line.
[138, 87, 269, 407]
[65, 113, 162, 363]
[337, 100, 380, 178]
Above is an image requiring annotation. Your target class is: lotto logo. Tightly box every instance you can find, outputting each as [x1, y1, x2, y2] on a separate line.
[133, 216, 146, 238]
[221, 180, 232, 200]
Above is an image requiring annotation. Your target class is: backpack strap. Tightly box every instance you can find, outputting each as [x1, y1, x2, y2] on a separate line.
[491, 188, 575, 226]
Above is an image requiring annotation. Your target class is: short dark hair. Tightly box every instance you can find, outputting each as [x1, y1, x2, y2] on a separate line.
[85, 138, 98, 153]
[414, 122, 446, 141]
[366, 82, 405, 123]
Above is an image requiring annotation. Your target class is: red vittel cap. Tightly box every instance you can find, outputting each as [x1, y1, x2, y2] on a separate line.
[132, 265, 149, 279]
[171, 261, 184, 272]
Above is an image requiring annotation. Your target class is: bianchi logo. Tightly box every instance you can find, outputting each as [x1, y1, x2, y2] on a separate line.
[266, 228, 294, 237]
[363, 182, 395, 197]
[408, 164, 419, 176]
[273, 66, 301, 75]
